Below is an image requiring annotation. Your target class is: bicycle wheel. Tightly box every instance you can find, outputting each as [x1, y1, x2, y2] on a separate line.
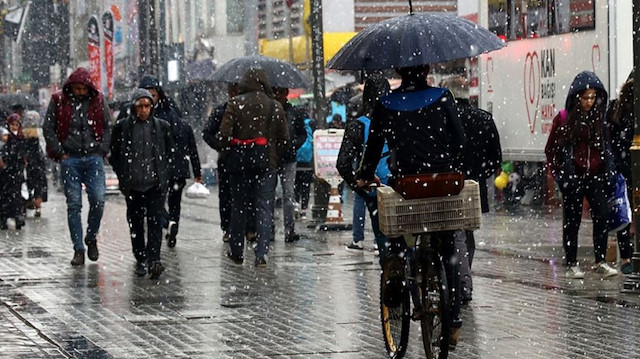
[380, 269, 410, 358]
[420, 250, 450, 359]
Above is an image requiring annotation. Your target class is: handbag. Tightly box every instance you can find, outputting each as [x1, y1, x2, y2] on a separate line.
[185, 182, 210, 198]
[608, 173, 632, 233]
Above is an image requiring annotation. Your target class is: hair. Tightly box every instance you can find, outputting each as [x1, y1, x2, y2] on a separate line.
[611, 72, 634, 126]
[362, 75, 390, 115]
[440, 74, 468, 99]
[565, 88, 605, 145]
[395, 65, 430, 80]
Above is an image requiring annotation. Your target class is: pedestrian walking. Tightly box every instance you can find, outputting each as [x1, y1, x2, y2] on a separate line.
[356, 65, 466, 346]
[203, 83, 257, 243]
[337, 74, 390, 262]
[43, 67, 111, 266]
[545, 70, 618, 279]
[0, 115, 26, 230]
[272, 87, 307, 242]
[441, 74, 502, 304]
[219, 68, 289, 266]
[607, 70, 634, 275]
[22, 110, 47, 217]
[294, 117, 315, 220]
[110, 89, 175, 279]
[138, 75, 202, 248]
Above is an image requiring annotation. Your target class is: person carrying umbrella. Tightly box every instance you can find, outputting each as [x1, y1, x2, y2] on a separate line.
[356, 65, 466, 346]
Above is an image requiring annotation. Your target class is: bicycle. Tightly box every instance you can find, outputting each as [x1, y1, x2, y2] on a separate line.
[377, 177, 481, 359]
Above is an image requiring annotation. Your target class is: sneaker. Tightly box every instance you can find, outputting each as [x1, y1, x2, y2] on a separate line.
[593, 262, 618, 278]
[255, 257, 268, 267]
[135, 262, 147, 277]
[565, 265, 585, 279]
[226, 251, 244, 265]
[299, 210, 307, 220]
[382, 255, 404, 307]
[222, 233, 230, 243]
[70, 251, 85, 266]
[373, 243, 380, 257]
[85, 239, 99, 261]
[148, 261, 165, 279]
[621, 262, 633, 275]
[285, 230, 300, 242]
[346, 241, 364, 251]
[166, 221, 178, 248]
[34, 209, 41, 218]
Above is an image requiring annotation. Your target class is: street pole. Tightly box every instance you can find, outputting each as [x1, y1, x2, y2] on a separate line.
[244, 0, 259, 55]
[308, 0, 329, 225]
[622, 0, 640, 293]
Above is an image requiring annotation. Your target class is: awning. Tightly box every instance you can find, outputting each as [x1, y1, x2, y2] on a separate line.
[259, 32, 357, 66]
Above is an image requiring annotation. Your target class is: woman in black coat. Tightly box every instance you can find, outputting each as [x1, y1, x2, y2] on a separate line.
[0, 115, 26, 229]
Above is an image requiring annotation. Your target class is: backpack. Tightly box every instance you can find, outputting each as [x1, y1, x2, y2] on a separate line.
[296, 118, 313, 164]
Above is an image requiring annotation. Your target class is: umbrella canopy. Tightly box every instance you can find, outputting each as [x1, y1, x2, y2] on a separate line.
[326, 13, 505, 71]
[210, 55, 309, 88]
[0, 93, 39, 109]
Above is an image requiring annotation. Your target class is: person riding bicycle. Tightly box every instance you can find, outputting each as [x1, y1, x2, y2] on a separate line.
[356, 65, 466, 347]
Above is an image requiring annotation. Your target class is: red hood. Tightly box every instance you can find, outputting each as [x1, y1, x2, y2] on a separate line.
[62, 67, 99, 96]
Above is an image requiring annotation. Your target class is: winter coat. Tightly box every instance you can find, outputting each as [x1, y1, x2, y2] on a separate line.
[545, 71, 615, 187]
[203, 103, 227, 153]
[24, 137, 48, 201]
[281, 102, 308, 164]
[359, 81, 466, 180]
[457, 98, 502, 180]
[109, 90, 175, 196]
[608, 81, 634, 181]
[337, 119, 365, 191]
[43, 67, 111, 161]
[219, 68, 289, 171]
[0, 130, 25, 217]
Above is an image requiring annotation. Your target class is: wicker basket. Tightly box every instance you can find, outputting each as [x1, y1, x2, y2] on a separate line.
[377, 180, 481, 237]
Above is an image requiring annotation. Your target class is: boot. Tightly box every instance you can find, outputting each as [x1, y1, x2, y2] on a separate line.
[70, 251, 85, 266]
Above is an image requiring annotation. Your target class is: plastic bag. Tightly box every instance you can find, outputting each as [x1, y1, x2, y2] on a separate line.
[185, 182, 210, 198]
[608, 173, 632, 233]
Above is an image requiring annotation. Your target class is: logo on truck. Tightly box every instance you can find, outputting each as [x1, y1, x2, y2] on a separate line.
[524, 48, 556, 134]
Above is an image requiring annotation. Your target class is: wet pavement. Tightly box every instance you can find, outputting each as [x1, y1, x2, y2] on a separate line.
[1, 185, 640, 358]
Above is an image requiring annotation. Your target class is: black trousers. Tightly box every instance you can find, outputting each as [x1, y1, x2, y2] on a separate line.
[126, 186, 164, 264]
[294, 169, 313, 209]
[166, 178, 186, 224]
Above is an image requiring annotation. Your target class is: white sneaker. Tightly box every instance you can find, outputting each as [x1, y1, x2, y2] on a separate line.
[373, 243, 380, 257]
[346, 241, 364, 251]
[565, 266, 585, 279]
[593, 262, 619, 278]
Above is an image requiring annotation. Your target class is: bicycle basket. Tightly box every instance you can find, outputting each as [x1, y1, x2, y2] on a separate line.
[377, 180, 481, 237]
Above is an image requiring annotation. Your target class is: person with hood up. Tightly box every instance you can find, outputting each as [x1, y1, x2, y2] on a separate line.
[110, 89, 175, 279]
[137, 75, 202, 248]
[545, 70, 618, 279]
[355, 65, 467, 347]
[22, 110, 48, 217]
[0, 114, 26, 229]
[219, 68, 289, 267]
[43, 67, 111, 266]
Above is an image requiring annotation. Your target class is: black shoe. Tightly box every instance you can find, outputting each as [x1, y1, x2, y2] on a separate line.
[285, 231, 300, 242]
[0, 219, 7, 230]
[149, 261, 165, 279]
[135, 262, 147, 277]
[85, 238, 99, 261]
[70, 251, 85, 266]
[226, 251, 244, 265]
[166, 221, 178, 248]
[382, 255, 404, 308]
[15, 217, 25, 230]
[255, 257, 268, 267]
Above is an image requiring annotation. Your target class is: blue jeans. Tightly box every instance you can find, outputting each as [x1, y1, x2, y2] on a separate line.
[60, 155, 106, 252]
[353, 193, 388, 263]
[229, 170, 277, 260]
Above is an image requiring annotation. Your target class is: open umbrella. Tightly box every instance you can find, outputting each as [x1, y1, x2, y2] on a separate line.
[210, 55, 309, 88]
[0, 93, 39, 109]
[326, 12, 505, 71]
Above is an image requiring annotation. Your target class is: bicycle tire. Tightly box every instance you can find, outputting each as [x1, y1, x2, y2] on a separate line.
[380, 269, 410, 358]
[420, 250, 450, 359]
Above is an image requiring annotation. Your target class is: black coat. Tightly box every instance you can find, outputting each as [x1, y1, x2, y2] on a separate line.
[458, 99, 502, 180]
[336, 119, 365, 191]
[0, 134, 25, 217]
[109, 116, 175, 196]
[281, 102, 308, 164]
[24, 138, 48, 201]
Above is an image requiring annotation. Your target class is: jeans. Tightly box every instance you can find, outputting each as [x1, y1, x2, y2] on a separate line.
[455, 230, 473, 299]
[126, 186, 164, 263]
[277, 162, 297, 233]
[353, 193, 388, 262]
[60, 155, 105, 252]
[561, 175, 609, 265]
[229, 170, 277, 260]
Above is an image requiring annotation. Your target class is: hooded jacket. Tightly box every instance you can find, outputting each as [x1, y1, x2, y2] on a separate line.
[219, 68, 289, 170]
[43, 67, 111, 160]
[109, 89, 175, 196]
[545, 71, 614, 183]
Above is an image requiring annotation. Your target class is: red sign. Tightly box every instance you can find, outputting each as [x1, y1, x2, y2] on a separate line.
[102, 12, 114, 99]
[88, 16, 101, 90]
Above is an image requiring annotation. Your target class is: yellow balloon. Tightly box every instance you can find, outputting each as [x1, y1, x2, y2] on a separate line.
[499, 171, 509, 180]
[494, 174, 508, 190]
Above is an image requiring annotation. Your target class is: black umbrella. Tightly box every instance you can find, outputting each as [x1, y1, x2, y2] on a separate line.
[210, 55, 309, 88]
[326, 12, 505, 71]
[0, 93, 39, 109]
